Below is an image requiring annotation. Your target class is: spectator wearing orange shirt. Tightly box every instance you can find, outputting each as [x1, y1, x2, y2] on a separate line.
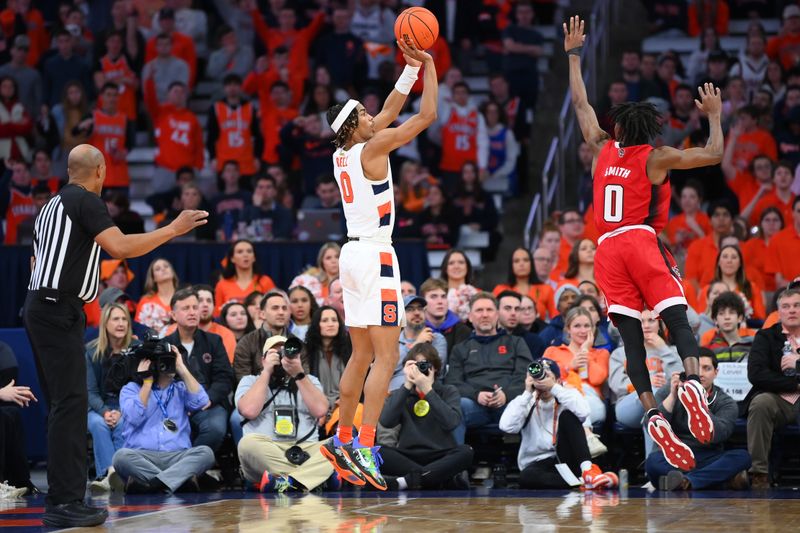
[80, 83, 134, 190]
[557, 239, 597, 290]
[687, 0, 729, 38]
[135, 258, 179, 334]
[543, 307, 609, 424]
[721, 107, 778, 208]
[742, 160, 796, 226]
[149, 81, 204, 194]
[394, 37, 451, 96]
[144, 8, 197, 87]
[742, 207, 783, 291]
[765, 196, 800, 288]
[493, 247, 557, 321]
[685, 201, 735, 291]
[206, 74, 262, 181]
[94, 32, 138, 122]
[698, 245, 766, 320]
[766, 5, 800, 71]
[248, 1, 325, 82]
[214, 239, 276, 316]
[397, 160, 435, 213]
[551, 208, 584, 279]
[665, 179, 712, 256]
[0, 0, 48, 68]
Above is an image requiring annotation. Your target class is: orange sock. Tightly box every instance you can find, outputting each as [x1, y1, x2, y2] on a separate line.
[337, 425, 353, 444]
[358, 424, 376, 447]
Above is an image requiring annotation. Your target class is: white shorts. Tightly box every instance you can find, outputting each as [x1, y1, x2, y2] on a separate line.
[339, 240, 405, 328]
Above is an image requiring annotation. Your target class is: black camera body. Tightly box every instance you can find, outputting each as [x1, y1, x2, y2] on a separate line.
[416, 360, 432, 375]
[105, 332, 175, 393]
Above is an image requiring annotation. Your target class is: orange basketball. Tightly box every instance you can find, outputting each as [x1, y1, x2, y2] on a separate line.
[394, 7, 439, 50]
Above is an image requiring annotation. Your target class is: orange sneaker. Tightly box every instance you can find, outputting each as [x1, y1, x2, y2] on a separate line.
[582, 464, 619, 490]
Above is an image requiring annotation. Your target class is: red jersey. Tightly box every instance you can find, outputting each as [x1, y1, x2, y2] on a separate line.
[440, 108, 479, 172]
[593, 141, 670, 235]
[98, 55, 137, 120]
[4, 188, 36, 244]
[154, 105, 204, 171]
[214, 101, 257, 174]
[88, 110, 130, 188]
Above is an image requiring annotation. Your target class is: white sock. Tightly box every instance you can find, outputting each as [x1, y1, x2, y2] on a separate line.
[397, 477, 408, 490]
[580, 461, 593, 473]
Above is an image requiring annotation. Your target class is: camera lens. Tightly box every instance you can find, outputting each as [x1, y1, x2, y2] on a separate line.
[283, 338, 303, 359]
[528, 361, 546, 380]
[416, 360, 432, 375]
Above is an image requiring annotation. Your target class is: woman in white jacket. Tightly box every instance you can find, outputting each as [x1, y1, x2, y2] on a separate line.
[499, 358, 617, 490]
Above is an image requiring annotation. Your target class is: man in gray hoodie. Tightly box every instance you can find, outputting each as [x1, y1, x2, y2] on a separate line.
[445, 292, 532, 444]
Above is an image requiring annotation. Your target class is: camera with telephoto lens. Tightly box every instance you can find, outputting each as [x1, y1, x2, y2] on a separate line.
[105, 332, 175, 393]
[528, 361, 548, 380]
[279, 337, 304, 360]
[416, 360, 432, 375]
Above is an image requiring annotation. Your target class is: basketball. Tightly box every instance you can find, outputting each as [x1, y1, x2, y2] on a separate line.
[394, 7, 439, 50]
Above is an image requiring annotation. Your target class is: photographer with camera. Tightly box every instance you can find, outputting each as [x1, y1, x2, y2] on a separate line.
[163, 288, 234, 453]
[85, 303, 133, 493]
[379, 344, 473, 491]
[389, 294, 447, 391]
[111, 343, 215, 493]
[235, 336, 332, 492]
[499, 359, 618, 490]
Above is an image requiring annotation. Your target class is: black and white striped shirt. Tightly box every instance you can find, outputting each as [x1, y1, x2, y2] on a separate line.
[28, 184, 115, 302]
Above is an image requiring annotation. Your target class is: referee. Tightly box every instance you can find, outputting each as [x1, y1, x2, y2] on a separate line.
[23, 145, 207, 528]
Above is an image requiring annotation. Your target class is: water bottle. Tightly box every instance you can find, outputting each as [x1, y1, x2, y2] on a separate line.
[579, 365, 588, 380]
[783, 342, 797, 377]
[618, 468, 629, 489]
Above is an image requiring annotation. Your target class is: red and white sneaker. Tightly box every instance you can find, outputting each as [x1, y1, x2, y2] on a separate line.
[678, 379, 714, 444]
[647, 412, 696, 471]
[582, 464, 619, 490]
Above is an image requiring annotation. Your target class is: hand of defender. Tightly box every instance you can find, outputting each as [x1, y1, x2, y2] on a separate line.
[397, 38, 432, 66]
[563, 15, 586, 53]
[695, 83, 722, 117]
[171, 209, 209, 235]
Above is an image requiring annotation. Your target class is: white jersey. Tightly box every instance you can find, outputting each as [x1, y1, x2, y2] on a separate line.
[332, 142, 394, 242]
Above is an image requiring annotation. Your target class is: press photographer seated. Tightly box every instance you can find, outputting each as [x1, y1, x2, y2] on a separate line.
[235, 336, 333, 493]
[111, 342, 215, 493]
[499, 359, 618, 490]
[379, 344, 473, 491]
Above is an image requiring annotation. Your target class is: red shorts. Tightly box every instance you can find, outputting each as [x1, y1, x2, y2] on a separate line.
[595, 227, 687, 323]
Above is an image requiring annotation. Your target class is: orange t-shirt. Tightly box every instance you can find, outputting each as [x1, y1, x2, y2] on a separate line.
[765, 226, 800, 282]
[730, 129, 777, 173]
[259, 106, 298, 164]
[583, 206, 601, 243]
[394, 38, 452, 94]
[98, 55, 137, 120]
[742, 236, 775, 291]
[251, 10, 324, 79]
[135, 294, 171, 332]
[492, 283, 557, 321]
[729, 171, 761, 212]
[164, 322, 237, 364]
[763, 311, 779, 329]
[664, 212, 712, 251]
[214, 275, 276, 315]
[747, 192, 796, 227]
[88, 110, 130, 188]
[145, 31, 197, 87]
[682, 278, 699, 312]
[767, 32, 800, 70]
[684, 234, 719, 288]
[553, 238, 579, 279]
[543, 345, 609, 396]
[153, 104, 204, 171]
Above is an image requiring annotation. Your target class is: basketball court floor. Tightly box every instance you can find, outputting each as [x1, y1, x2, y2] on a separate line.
[3, 488, 800, 531]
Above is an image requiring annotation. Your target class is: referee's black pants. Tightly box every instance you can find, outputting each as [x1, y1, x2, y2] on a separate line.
[23, 292, 88, 506]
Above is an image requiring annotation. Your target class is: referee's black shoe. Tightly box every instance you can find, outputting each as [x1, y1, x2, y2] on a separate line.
[43, 501, 109, 528]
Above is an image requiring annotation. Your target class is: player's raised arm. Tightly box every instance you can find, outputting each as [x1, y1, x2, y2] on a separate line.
[647, 83, 724, 182]
[372, 51, 423, 131]
[564, 16, 609, 154]
[363, 40, 438, 156]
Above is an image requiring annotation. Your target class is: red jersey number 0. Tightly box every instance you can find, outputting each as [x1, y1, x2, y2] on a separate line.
[340, 171, 354, 204]
[603, 184, 624, 223]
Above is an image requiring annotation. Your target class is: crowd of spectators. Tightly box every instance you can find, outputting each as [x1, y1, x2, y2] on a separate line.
[5, 0, 800, 498]
[0, 0, 553, 249]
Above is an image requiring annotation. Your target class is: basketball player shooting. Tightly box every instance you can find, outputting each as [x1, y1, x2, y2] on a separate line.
[564, 16, 723, 471]
[319, 39, 438, 490]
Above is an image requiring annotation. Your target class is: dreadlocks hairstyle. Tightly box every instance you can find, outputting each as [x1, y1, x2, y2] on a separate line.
[608, 101, 663, 147]
[327, 102, 360, 149]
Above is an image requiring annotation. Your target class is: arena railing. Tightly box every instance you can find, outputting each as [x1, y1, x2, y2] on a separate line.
[523, 0, 615, 250]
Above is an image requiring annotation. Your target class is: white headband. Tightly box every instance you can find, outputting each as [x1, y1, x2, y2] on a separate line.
[330, 99, 359, 133]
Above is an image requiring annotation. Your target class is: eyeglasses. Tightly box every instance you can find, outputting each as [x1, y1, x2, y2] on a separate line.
[406, 305, 424, 312]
